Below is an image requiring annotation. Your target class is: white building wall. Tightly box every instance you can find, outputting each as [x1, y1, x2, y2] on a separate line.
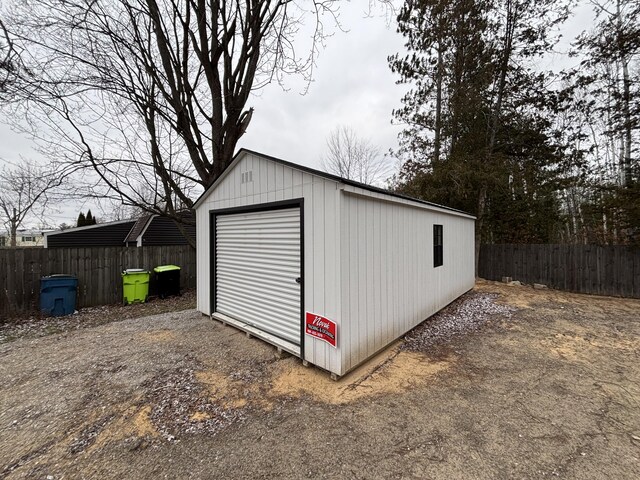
[196, 152, 342, 374]
[2, 231, 46, 247]
[339, 189, 475, 374]
[196, 150, 475, 377]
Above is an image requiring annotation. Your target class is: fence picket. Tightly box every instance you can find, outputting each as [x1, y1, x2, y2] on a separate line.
[0, 245, 196, 318]
[479, 244, 639, 298]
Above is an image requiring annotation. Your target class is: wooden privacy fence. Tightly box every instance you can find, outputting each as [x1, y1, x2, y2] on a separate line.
[0, 246, 196, 318]
[479, 244, 640, 298]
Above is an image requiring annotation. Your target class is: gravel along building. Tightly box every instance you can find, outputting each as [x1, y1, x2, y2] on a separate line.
[194, 149, 475, 378]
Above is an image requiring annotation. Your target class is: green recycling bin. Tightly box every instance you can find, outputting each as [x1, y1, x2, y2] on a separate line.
[122, 268, 150, 305]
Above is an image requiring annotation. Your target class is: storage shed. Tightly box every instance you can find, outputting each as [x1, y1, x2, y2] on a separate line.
[194, 149, 475, 378]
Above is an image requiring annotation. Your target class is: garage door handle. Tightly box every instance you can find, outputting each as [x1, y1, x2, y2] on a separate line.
[295, 277, 301, 284]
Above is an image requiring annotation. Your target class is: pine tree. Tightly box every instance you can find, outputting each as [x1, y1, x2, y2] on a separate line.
[565, 0, 640, 244]
[574, 0, 639, 188]
[389, 0, 571, 252]
[86, 209, 95, 225]
[76, 212, 86, 227]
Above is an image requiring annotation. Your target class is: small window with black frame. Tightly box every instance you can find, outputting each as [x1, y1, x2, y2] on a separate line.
[433, 224, 443, 267]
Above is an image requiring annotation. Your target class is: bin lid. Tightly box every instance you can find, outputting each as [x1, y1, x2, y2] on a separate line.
[154, 265, 181, 272]
[43, 274, 76, 278]
[123, 268, 148, 274]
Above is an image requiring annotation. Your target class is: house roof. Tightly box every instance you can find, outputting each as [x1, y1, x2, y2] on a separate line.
[45, 219, 138, 248]
[193, 148, 475, 218]
[124, 215, 153, 244]
[44, 218, 136, 237]
[44, 213, 196, 248]
[6, 229, 50, 236]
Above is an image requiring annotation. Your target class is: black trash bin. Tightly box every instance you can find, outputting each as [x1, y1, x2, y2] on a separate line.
[153, 265, 181, 299]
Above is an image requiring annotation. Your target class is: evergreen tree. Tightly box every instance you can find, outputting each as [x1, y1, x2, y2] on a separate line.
[389, 0, 571, 254]
[574, 0, 639, 188]
[86, 209, 95, 225]
[563, 0, 640, 244]
[76, 211, 86, 227]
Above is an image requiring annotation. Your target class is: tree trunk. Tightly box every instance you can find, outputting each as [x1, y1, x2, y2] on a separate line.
[434, 45, 443, 164]
[475, 185, 487, 276]
[10, 223, 17, 247]
[476, 0, 515, 275]
[617, 0, 633, 187]
[621, 59, 632, 186]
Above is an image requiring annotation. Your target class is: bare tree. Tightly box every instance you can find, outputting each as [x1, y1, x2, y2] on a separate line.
[0, 16, 16, 95]
[0, 160, 68, 246]
[0, 12, 32, 102]
[322, 126, 391, 185]
[2, 0, 343, 246]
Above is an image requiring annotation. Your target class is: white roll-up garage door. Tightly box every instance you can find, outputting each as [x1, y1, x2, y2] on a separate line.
[215, 207, 301, 345]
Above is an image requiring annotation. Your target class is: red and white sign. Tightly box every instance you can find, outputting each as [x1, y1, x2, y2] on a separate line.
[305, 312, 337, 348]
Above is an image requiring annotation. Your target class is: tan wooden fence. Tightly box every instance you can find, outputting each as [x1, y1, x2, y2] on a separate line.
[0, 246, 196, 319]
[479, 244, 640, 298]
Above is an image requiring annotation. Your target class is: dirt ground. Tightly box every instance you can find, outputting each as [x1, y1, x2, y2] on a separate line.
[0, 291, 196, 344]
[1, 280, 639, 479]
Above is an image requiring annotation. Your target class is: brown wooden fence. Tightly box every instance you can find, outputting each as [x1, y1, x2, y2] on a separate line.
[0, 246, 196, 318]
[479, 244, 640, 298]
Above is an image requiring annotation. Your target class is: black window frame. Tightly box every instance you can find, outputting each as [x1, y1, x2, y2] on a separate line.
[433, 224, 443, 268]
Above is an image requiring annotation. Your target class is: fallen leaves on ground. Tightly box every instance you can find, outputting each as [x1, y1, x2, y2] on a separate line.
[144, 357, 246, 441]
[0, 291, 196, 344]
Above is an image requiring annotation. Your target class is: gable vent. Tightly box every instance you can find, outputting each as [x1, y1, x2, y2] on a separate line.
[241, 171, 253, 184]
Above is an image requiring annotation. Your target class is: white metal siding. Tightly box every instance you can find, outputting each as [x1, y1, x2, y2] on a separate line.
[216, 208, 301, 345]
[339, 189, 475, 374]
[196, 152, 342, 375]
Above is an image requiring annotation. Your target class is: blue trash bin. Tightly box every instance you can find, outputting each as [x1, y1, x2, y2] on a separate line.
[40, 275, 78, 317]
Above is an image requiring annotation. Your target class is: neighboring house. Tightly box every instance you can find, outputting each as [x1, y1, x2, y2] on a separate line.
[44, 213, 195, 248]
[0, 229, 50, 247]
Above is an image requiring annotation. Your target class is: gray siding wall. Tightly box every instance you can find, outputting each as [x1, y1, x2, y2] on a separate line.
[142, 215, 195, 246]
[339, 189, 475, 374]
[196, 152, 342, 374]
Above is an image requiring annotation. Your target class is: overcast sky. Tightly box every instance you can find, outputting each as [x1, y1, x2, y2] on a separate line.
[0, 0, 595, 228]
[238, 2, 407, 168]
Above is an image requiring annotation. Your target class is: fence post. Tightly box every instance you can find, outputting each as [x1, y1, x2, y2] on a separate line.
[0, 245, 196, 318]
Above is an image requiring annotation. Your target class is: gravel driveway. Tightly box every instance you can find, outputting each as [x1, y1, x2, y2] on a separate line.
[1, 281, 639, 479]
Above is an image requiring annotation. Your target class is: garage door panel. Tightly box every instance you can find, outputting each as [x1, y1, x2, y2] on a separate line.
[215, 207, 301, 345]
[216, 257, 299, 275]
[216, 281, 300, 310]
[216, 297, 299, 332]
[216, 272, 299, 298]
[217, 244, 299, 254]
[216, 253, 299, 270]
[216, 291, 299, 320]
[217, 210, 299, 224]
[215, 298, 300, 340]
